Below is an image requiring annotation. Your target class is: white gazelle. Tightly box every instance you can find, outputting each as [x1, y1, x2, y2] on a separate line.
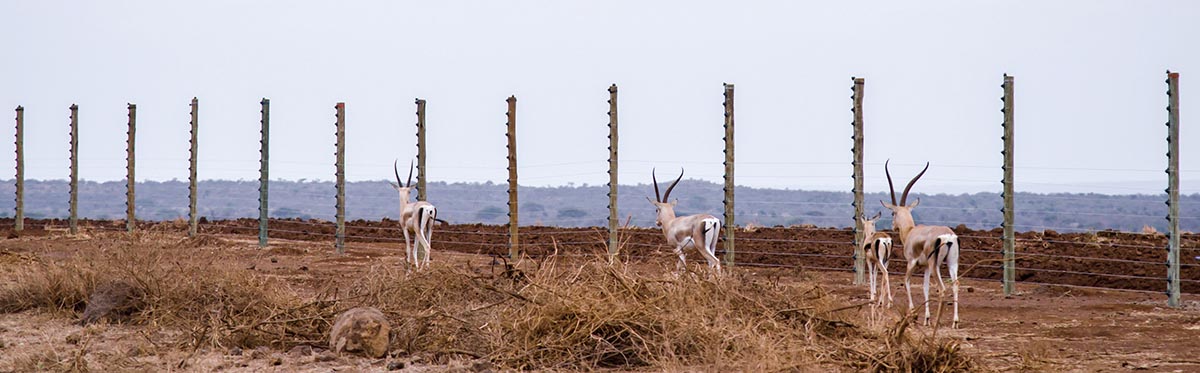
[391, 160, 437, 269]
[859, 211, 894, 307]
[647, 169, 723, 273]
[881, 160, 961, 328]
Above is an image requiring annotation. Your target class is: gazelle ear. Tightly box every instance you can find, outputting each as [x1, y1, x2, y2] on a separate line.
[645, 196, 656, 205]
[389, 182, 400, 190]
[909, 198, 921, 208]
[870, 211, 882, 220]
[880, 200, 896, 210]
[670, 199, 679, 206]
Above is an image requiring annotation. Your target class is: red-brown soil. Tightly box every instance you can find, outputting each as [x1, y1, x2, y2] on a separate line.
[5, 218, 1199, 294]
[2, 221, 1200, 371]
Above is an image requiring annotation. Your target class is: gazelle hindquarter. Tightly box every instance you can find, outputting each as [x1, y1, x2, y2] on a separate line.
[881, 160, 961, 328]
[859, 212, 894, 307]
[647, 169, 722, 273]
[391, 160, 437, 268]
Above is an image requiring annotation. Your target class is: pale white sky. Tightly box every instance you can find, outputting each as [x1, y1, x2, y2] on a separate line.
[1, 1, 1197, 194]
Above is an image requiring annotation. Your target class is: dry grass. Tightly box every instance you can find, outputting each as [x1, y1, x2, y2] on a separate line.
[1, 234, 975, 371]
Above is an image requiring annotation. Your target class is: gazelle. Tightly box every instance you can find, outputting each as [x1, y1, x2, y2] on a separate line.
[859, 211, 894, 307]
[391, 160, 437, 268]
[881, 160, 961, 328]
[647, 169, 723, 273]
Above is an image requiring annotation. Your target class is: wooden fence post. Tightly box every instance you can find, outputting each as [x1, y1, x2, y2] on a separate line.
[722, 83, 736, 268]
[126, 104, 136, 232]
[335, 102, 347, 254]
[1166, 71, 1181, 307]
[851, 78, 865, 284]
[506, 96, 519, 260]
[69, 104, 79, 235]
[415, 98, 428, 202]
[188, 98, 199, 237]
[607, 84, 619, 261]
[14, 106, 23, 233]
[258, 99, 270, 247]
[1001, 74, 1016, 296]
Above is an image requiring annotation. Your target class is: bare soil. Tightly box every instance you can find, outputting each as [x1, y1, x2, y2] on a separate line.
[2, 219, 1200, 371]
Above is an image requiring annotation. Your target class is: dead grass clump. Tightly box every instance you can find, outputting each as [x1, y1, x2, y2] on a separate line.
[0, 235, 334, 351]
[0, 259, 97, 315]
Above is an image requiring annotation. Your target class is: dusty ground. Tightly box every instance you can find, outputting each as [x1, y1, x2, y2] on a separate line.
[1, 220, 1200, 371]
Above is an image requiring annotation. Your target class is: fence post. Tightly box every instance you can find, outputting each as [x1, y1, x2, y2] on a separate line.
[851, 78, 865, 285]
[69, 104, 79, 235]
[258, 99, 270, 248]
[1001, 74, 1016, 296]
[1166, 71, 1181, 307]
[14, 106, 23, 233]
[506, 96, 519, 260]
[415, 98, 428, 202]
[722, 83, 736, 268]
[126, 104, 136, 232]
[607, 84, 619, 262]
[188, 98, 199, 237]
[335, 102, 347, 254]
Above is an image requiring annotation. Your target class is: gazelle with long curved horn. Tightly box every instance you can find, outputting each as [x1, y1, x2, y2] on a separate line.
[859, 211, 894, 307]
[647, 169, 723, 273]
[881, 160, 961, 328]
[391, 160, 437, 268]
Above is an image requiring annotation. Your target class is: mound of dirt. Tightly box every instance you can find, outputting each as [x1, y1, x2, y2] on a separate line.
[79, 280, 141, 326]
[330, 307, 390, 358]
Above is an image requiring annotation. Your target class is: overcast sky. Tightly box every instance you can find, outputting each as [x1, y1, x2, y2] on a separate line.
[2, 1, 1197, 194]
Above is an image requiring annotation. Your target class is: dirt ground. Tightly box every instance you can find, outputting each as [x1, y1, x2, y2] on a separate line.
[2, 220, 1200, 371]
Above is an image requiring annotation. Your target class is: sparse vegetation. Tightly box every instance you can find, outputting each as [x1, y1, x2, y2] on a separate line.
[0, 232, 975, 371]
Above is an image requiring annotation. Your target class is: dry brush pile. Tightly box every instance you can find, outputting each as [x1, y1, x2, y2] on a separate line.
[0, 234, 974, 372]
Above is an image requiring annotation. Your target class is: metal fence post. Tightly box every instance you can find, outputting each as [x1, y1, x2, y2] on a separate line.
[126, 104, 136, 232]
[335, 102, 347, 254]
[722, 83, 736, 268]
[14, 106, 23, 233]
[607, 84, 619, 262]
[1001, 74, 1016, 296]
[1166, 71, 1181, 307]
[506, 96, 519, 260]
[188, 98, 199, 237]
[851, 77, 865, 285]
[69, 104, 79, 235]
[258, 99, 270, 247]
[415, 98, 428, 202]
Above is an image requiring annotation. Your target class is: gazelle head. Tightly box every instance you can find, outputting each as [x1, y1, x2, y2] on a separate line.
[880, 160, 928, 236]
[646, 168, 684, 227]
[390, 160, 416, 203]
[859, 211, 883, 237]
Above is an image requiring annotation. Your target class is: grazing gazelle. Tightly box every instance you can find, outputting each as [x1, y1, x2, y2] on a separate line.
[859, 211, 894, 307]
[881, 160, 961, 328]
[647, 169, 723, 273]
[391, 160, 437, 268]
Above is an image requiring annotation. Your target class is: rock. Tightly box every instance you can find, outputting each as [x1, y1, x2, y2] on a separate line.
[329, 307, 391, 358]
[269, 354, 284, 366]
[270, 257, 278, 263]
[229, 347, 243, 356]
[250, 346, 271, 359]
[288, 345, 313, 357]
[79, 280, 141, 326]
[387, 361, 405, 370]
[314, 351, 337, 362]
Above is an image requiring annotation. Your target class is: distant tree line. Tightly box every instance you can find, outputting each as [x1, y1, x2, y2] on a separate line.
[0, 179, 1195, 233]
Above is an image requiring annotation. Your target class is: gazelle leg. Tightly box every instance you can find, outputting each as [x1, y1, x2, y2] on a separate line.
[949, 243, 961, 328]
[402, 225, 414, 267]
[673, 243, 688, 272]
[867, 260, 876, 302]
[881, 259, 893, 308]
[905, 259, 917, 313]
[922, 265, 933, 326]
